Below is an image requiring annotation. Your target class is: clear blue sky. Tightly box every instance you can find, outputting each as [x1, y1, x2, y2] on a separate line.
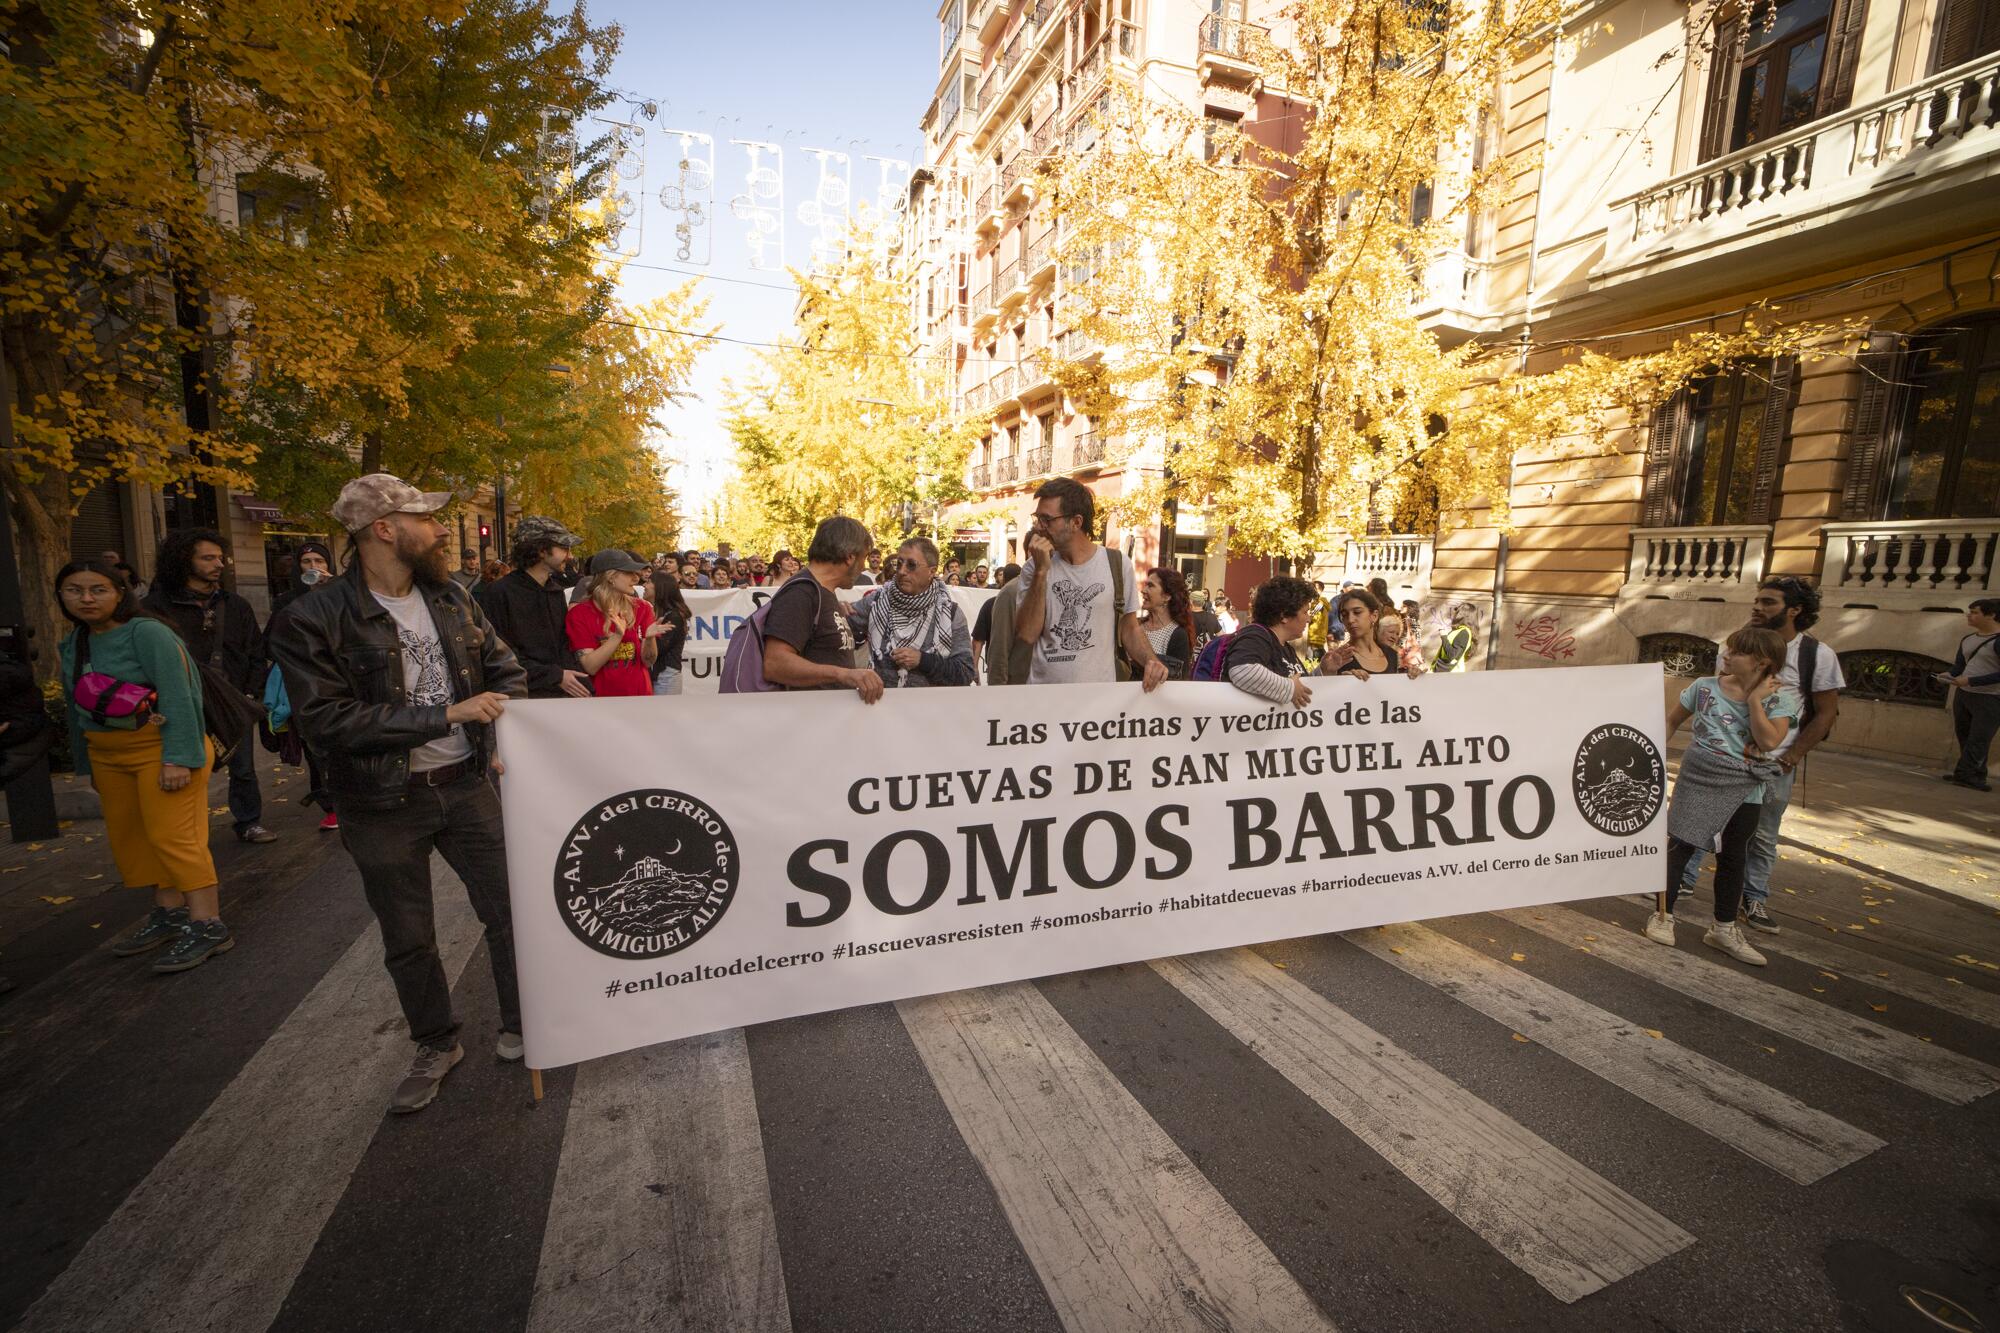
[587, 2, 941, 537]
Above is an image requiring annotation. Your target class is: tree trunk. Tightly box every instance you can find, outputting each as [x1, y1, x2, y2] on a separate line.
[3, 324, 78, 682]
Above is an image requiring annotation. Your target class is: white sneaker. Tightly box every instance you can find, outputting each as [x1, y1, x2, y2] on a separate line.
[495, 1030, 524, 1062]
[1643, 911, 1676, 946]
[1703, 919, 1767, 966]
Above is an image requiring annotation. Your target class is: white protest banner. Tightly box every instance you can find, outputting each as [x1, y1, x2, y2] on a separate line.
[497, 665, 1666, 1069]
[674, 584, 994, 692]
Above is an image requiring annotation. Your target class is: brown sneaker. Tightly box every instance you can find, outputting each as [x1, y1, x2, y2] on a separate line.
[390, 1042, 464, 1114]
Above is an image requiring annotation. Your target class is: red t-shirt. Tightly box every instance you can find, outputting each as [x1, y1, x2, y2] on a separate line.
[565, 597, 655, 697]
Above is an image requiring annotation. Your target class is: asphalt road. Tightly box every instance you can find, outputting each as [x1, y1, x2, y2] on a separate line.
[3, 761, 1999, 1333]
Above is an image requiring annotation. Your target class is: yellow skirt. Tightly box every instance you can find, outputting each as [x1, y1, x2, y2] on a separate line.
[85, 727, 218, 893]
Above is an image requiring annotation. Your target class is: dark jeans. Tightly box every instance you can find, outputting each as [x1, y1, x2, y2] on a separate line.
[1664, 799, 1762, 924]
[338, 772, 521, 1049]
[1952, 692, 2000, 786]
[228, 739, 263, 830]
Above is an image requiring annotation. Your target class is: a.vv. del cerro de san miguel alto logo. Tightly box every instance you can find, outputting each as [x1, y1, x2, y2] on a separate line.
[555, 789, 739, 960]
[1571, 723, 1666, 836]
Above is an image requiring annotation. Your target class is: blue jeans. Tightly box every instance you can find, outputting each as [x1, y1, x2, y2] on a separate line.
[228, 739, 263, 830]
[1677, 766, 1794, 908]
[653, 667, 682, 696]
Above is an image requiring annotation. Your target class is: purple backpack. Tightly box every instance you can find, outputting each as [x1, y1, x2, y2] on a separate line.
[717, 575, 818, 694]
[1191, 630, 1238, 682]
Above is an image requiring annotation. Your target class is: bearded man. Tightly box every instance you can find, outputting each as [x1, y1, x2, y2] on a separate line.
[865, 537, 975, 689]
[269, 473, 529, 1115]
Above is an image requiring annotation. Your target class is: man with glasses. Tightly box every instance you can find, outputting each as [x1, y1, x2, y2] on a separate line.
[1014, 478, 1169, 691]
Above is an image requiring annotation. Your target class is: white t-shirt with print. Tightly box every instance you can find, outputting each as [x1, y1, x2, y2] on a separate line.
[1020, 546, 1143, 684]
[371, 587, 472, 772]
[1752, 633, 1845, 760]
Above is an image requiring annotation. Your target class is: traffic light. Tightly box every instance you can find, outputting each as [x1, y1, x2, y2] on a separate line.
[479, 521, 491, 540]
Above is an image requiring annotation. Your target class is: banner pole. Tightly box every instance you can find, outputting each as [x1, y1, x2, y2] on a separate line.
[529, 1068, 544, 1102]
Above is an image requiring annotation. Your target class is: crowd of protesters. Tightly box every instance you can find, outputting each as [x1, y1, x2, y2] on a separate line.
[27, 467, 1998, 1115]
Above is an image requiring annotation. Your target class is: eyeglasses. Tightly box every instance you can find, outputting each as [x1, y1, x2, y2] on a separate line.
[1031, 510, 1069, 528]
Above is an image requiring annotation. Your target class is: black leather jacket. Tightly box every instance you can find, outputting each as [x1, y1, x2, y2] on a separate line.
[268, 564, 527, 811]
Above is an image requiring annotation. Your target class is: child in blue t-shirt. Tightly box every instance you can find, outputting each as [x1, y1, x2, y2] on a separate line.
[1646, 627, 1802, 964]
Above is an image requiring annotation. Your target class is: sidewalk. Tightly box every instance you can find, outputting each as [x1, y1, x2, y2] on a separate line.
[0, 749, 335, 984]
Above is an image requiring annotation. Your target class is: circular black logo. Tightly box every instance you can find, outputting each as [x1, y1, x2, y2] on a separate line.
[1572, 724, 1666, 836]
[554, 789, 738, 959]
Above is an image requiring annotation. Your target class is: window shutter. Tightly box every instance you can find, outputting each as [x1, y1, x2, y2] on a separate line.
[1748, 356, 1797, 523]
[1818, 0, 1870, 115]
[1839, 331, 1902, 520]
[1698, 15, 1745, 163]
[1642, 391, 1690, 527]
[1931, 0, 1998, 72]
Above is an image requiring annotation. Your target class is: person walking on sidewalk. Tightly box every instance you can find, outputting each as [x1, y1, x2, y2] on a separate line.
[143, 528, 278, 845]
[1014, 478, 1170, 691]
[476, 516, 591, 700]
[269, 474, 529, 1114]
[1645, 627, 1801, 965]
[57, 559, 235, 974]
[1672, 575, 1845, 934]
[1946, 598, 2000, 791]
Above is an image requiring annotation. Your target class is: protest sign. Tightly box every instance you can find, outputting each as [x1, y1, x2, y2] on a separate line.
[674, 585, 993, 692]
[497, 665, 1666, 1070]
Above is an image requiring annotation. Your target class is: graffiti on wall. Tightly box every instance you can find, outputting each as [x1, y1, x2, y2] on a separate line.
[1514, 612, 1577, 661]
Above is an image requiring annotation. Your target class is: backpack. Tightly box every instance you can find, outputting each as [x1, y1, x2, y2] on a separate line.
[1191, 630, 1238, 682]
[718, 574, 819, 694]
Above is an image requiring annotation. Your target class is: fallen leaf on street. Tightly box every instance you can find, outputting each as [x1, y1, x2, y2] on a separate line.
[1642, 1028, 1664, 1039]
[1812, 987, 1826, 993]
[1870, 1003, 1888, 1012]
[1510, 952, 1526, 962]
[1759, 1044, 1777, 1053]
[82, 873, 101, 880]
[89, 922, 100, 929]
[25, 843, 42, 851]
[1583, 934, 1598, 942]
[1511, 1033, 1529, 1043]
[39, 895, 72, 905]
[1867, 916, 1882, 925]
[1819, 971, 1840, 980]
[1948, 977, 1963, 985]
[1390, 946, 1405, 955]
[1272, 961, 1288, 969]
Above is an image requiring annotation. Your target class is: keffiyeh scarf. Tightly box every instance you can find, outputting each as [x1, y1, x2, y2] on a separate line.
[866, 579, 955, 672]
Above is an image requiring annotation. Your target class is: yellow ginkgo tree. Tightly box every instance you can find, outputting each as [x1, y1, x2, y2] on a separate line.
[1045, 0, 1861, 564]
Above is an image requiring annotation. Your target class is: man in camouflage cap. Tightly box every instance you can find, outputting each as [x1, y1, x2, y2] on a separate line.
[478, 513, 591, 699]
[269, 472, 529, 1113]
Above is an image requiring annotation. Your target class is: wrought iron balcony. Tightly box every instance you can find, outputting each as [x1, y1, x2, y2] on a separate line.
[1622, 526, 1772, 598]
[1055, 327, 1099, 362]
[1074, 432, 1105, 467]
[997, 257, 1022, 299]
[992, 364, 1020, 402]
[995, 456, 1020, 484]
[971, 463, 991, 489]
[1025, 444, 1053, 477]
[1199, 15, 1251, 58]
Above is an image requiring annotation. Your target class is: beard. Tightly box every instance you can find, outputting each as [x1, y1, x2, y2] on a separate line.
[395, 526, 452, 585]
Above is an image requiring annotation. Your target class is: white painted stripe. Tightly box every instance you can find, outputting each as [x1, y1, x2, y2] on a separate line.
[1153, 949, 1692, 1304]
[1500, 906, 2000, 1105]
[1701, 913, 2000, 1032]
[526, 1029, 790, 1333]
[1350, 922, 1884, 1184]
[18, 867, 485, 1333]
[900, 982, 1339, 1333]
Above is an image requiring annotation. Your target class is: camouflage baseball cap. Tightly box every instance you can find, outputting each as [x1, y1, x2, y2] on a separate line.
[513, 515, 583, 550]
[330, 473, 453, 533]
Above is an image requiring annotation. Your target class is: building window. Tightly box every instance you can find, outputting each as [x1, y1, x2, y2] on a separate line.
[1637, 633, 1719, 678]
[1837, 650, 1952, 708]
[1698, 0, 1869, 162]
[235, 173, 313, 247]
[1640, 359, 1796, 528]
[1884, 313, 2000, 520]
[1933, 0, 2000, 73]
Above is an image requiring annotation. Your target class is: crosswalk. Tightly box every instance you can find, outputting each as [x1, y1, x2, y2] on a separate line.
[5, 864, 1998, 1333]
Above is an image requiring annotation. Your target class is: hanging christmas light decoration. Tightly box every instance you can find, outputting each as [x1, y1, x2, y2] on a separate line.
[729, 138, 785, 272]
[659, 130, 715, 265]
[796, 147, 851, 277]
[594, 118, 645, 258]
[531, 105, 576, 231]
[856, 155, 912, 279]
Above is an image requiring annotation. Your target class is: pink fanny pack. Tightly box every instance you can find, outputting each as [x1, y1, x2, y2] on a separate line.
[73, 672, 157, 729]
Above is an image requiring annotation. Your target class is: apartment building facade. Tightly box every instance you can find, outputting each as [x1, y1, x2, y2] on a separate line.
[909, 0, 1293, 598]
[1413, 0, 2000, 763]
